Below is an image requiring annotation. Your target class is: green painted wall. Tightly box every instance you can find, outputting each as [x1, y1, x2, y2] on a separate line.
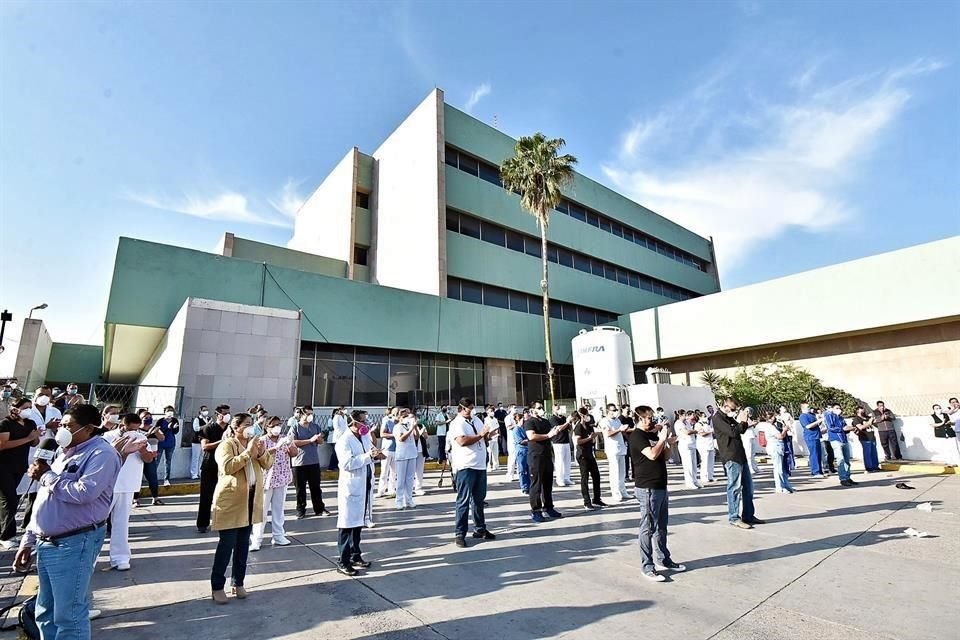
[106, 238, 582, 364]
[231, 237, 347, 277]
[357, 153, 374, 190]
[444, 168, 717, 296]
[443, 104, 715, 263]
[46, 343, 104, 383]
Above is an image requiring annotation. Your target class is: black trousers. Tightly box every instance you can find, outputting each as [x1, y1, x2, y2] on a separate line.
[624, 442, 633, 479]
[577, 454, 601, 506]
[338, 527, 363, 567]
[0, 468, 22, 541]
[293, 464, 325, 515]
[824, 439, 837, 471]
[197, 463, 218, 529]
[528, 451, 554, 512]
[879, 430, 903, 460]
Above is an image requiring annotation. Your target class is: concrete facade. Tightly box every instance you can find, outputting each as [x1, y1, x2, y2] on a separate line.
[13, 318, 53, 392]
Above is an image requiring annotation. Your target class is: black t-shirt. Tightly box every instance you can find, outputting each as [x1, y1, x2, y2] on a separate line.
[574, 422, 595, 457]
[192, 416, 210, 444]
[619, 415, 635, 446]
[523, 417, 553, 455]
[549, 415, 571, 444]
[199, 422, 226, 469]
[851, 416, 875, 442]
[0, 417, 36, 474]
[629, 428, 667, 489]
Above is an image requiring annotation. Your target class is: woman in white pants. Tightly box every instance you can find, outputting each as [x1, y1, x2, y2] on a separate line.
[103, 411, 155, 571]
[251, 416, 296, 550]
[413, 417, 427, 496]
[485, 406, 501, 471]
[504, 407, 519, 481]
[695, 411, 716, 484]
[393, 410, 419, 509]
[675, 411, 701, 489]
[376, 409, 398, 497]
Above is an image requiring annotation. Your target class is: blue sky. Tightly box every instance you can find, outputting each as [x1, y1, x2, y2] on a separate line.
[1, 0, 958, 374]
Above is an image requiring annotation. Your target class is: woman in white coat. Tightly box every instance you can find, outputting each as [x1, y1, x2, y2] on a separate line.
[695, 410, 716, 485]
[676, 411, 701, 489]
[334, 409, 383, 576]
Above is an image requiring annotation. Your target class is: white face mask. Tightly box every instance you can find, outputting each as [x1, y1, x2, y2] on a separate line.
[201, 410, 209, 417]
[221, 413, 231, 423]
[533, 408, 545, 418]
[269, 426, 282, 437]
[165, 411, 175, 419]
[54, 426, 75, 448]
[106, 414, 120, 424]
[35, 395, 50, 407]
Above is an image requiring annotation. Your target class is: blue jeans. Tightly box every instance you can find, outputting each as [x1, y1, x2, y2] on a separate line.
[861, 441, 879, 471]
[831, 440, 852, 481]
[772, 446, 794, 492]
[142, 459, 159, 498]
[36, 524, 107, 640]
[804, 436, 822, 476]
[724, 461, 755, 523]
[636, 488, 671, 573]
[454, 468, 487, 538]
[515, 447, 530, 492]
[211, 525, 252, 590]
[158, 448, 175, 482]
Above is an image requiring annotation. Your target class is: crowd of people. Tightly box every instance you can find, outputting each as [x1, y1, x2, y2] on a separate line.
[1, 379, 959, 637]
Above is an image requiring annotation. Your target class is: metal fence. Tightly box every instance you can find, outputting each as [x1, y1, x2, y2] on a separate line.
[89, 383, 184, 415]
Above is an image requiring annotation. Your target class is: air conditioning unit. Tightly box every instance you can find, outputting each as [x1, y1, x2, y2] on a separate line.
[646, 367, 672, 385]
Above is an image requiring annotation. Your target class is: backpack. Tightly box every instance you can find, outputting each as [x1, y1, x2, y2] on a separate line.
[0, 596, 39, 640]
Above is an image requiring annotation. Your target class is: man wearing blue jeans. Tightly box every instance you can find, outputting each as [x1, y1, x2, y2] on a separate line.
[629, 406, 686, 582]
[513, 413, 531, 494]
[14, 404, 121, 640]
[711, 398, 764, 530]
[448, 398, 496, 548]
[825, 403, 858, 487]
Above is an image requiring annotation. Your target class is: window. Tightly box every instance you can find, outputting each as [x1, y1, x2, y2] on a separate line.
[591, 259, 605, 277]
[640, 278, 653, 292]
[508, 291, 528, 313]
[586, 212, 600, 227]
[354, 363, 388, 405]
[447, 278, 461, 299]
[628, 273, 640, 288]
[458, 154, 479, 176]
[605, 265, 618, 282]
[573, 253, 591, 273]
[617, 268, 629, 285]
[353, 246, 368, 266]
[528, 296, 543, 315]
[313, 359, 353, 406]
[478, 163, 501, 186]
[547, 246, 559, 263]
[461, 280, 483, 304]
[561, 302, 578, 322]
[579, 309, 597, 326]
[355, 346, 388, 363]
[598, 218, 612, 233]
[549, 301, 563, 319]
[445, 150, 459, 168]
[459, 215, 481, 239]
[612, 223, 624, 238]
[555, 201, 568, 214]
[481, 223, 506, 246]
[316, 345, 353, 361]
[569, 203, 587, 222]
[524, 238, 542, 258]
[557, 248, 573, 268]
[355, 191, 370, 209]
[483, 285, 509, 309]
[622, 228, 634, 243]
[446, 211, 460, 232]
[506, 230, 525, 252]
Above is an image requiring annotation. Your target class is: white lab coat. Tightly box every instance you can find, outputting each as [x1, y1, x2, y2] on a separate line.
[335, 430, 376, 529]
[331, 414, 348, 443]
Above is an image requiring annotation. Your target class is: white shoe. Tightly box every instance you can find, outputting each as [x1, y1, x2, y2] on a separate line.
[642, 571, 666, 582]
[249, 543, 261, 552]
[365, 520, 375, 529]
[88, 609, 102, 620]
[163, 480, 171, 487]
[655, 561, 687, 572]
[115, 562, 130, 571]
[414, 489, 426, 496]
[272, 537, 291, 546]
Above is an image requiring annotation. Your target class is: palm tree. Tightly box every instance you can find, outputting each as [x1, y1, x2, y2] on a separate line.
[500, 133, 577, 406]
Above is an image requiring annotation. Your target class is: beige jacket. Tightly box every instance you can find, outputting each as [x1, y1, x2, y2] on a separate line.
[211, 437, 275, 531]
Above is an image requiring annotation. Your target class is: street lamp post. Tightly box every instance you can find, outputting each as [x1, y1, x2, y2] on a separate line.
[27, 303, 48, 320]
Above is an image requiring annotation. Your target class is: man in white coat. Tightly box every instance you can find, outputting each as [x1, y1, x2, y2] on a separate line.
[334, 410, 383, 577]
[676, 411, 701, 489]
[600, 404, 631, 503]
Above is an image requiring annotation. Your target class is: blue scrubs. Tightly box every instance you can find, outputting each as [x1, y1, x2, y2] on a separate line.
[513, 422, 530, 493]
[799, 412, 822, 476]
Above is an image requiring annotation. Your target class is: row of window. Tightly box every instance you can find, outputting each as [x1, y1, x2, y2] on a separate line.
[446, 210, 698, 302]
[444, 146, 708, 272]
[447, 276, 620, 326]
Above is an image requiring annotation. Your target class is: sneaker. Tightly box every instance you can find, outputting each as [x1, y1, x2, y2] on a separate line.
[847, 479, 858, 485]
[414, 489, 426, 496]
[364, 520, 376, 529]
[472, 529, 496, 540]
[352, 558, 372, 569]
[592, 500, 608, 507]
[655, 561, 687, 572]
[454, 536, 467, 548]
[545, 509, 563, 519]
[318, 509, 332, 517]
[296, 513, 307, 520]
[746, 518, 766, 525]
[88, 609, 102, 620]
[730, 520, 753, 530]
[840, 480, 854, 487]
[249, 543, 261, 552]
[272, 537, 291, 546]
[583, 504, 597, 511]
[811, 474, 826, 479]
[197, 527, 208, 534]
[521, 490, 530, 495]
[163, 480, 171, 487]
[337, 564, 358, 576]
[115, 562, 130, 571]
[531, 512, 545, 523]
[151, 498, 164, 506]
[642, 570, 666, 582]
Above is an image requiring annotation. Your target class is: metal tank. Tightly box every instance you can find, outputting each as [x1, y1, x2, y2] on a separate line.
[571, 326, 635, 412]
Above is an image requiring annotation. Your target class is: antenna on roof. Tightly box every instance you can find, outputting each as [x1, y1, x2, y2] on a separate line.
[493, 114, 498, 129]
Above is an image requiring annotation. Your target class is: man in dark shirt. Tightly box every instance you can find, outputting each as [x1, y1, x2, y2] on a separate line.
[574, 409, 605, 510]
[524, 401, 563, 523]
[852, 407, 880, 472]
[549, 407, 573, 487]
[630, 405, 685, 582]
[494, 403, 508, 454]
[711, 398, 763, 530]
[196, 404, 229, 533]
[872, 401, 901, 462]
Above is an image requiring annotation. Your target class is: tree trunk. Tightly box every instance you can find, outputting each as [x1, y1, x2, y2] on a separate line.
[539, 216, 556, 407]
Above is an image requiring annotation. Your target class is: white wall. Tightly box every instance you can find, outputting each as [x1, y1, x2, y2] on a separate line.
[13, 319, 53, 391]
[629, 236, 960, 361]
[371, 89, 444, 296]
[138, 301, 188, 387]
[289, 148, 356, 263]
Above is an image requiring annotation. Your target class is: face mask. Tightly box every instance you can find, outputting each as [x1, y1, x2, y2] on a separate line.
[245, 425, 263, 439]
[165, 411, 175, 419]
[201, 410, 209, 417]
[67, 388, 77, 396]
[358, 424, 371, 437]
[106, 414, 120, 424]
[611, 410, 620, 417]
[143, 417, 153, 426]
[53, 389, 62, 396]
[269, 426, 282, 437]
[55, 426, 76, 448]
[35, 395, 50, 407]
[221, 413, 231, 423]
[10, 383, 17, 390]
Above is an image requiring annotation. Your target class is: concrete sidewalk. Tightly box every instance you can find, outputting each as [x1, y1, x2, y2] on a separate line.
[36, 461, 960, 639]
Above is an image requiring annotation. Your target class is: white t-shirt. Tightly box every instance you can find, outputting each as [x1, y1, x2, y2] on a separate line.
[600, 417, 626, 455]
[484, 416, 500, 439]
[696, 419, 714, 446]
[394, 419, 420, 461]
[675, 419, 697, 449]
[741, 426, 757, 455]
[435, 413, 447, 437]
[103, 429, 147, 493]
[448, 415, 487, 471]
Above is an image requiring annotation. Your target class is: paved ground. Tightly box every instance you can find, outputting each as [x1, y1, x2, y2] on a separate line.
[8, 461, 960, 639]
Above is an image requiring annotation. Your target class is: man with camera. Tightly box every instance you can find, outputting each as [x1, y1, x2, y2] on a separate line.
[711, 398, 764, 530]
[13, 404, 121, 640]
[449, 398, 497, 547]
[524, 401, 564, 523]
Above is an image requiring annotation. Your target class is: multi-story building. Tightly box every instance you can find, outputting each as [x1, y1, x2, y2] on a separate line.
[14, 88, 720, 417]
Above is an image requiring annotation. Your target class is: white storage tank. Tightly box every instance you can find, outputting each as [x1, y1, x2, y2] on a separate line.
[572, 326, 635, 409]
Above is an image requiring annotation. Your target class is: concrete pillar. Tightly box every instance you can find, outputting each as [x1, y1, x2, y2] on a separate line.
[484, 358, 517, 405]
[13, 319, 52, 391]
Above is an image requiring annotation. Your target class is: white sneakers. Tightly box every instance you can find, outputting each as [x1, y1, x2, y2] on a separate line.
[249, 542, 261, 552]
[273, 537, 291, 546]
[414, 489, 426, 496]
[642, 571, 666, 582]
[115, 562, 130, 571]
[163, 480, 171, 487]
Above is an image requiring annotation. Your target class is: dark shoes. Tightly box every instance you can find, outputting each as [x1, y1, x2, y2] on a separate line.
[337, 564, 358, 576]
[472, 529, 496, 540]
[352, 558, 372, 569]
[545, 509, 563, 519]
[531, 512, 545, 523]
[454, 536, 467, 548]
[296, 513, 307, 520]
[592, 500, 608, 507]
[840, 480, 858, 487]
[197, 526, 208, 534]
[745, 518, 766, 525]
[318, 509, 332, 517]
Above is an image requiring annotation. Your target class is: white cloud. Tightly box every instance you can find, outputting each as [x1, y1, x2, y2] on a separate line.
[268, 178, 307, 219]
[128, 182, 304, 229]
[464, 83, 491, 114]
[603, 58, 944, 275]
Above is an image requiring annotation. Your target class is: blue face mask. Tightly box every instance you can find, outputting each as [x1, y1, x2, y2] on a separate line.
[247, 425, 263, 439]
